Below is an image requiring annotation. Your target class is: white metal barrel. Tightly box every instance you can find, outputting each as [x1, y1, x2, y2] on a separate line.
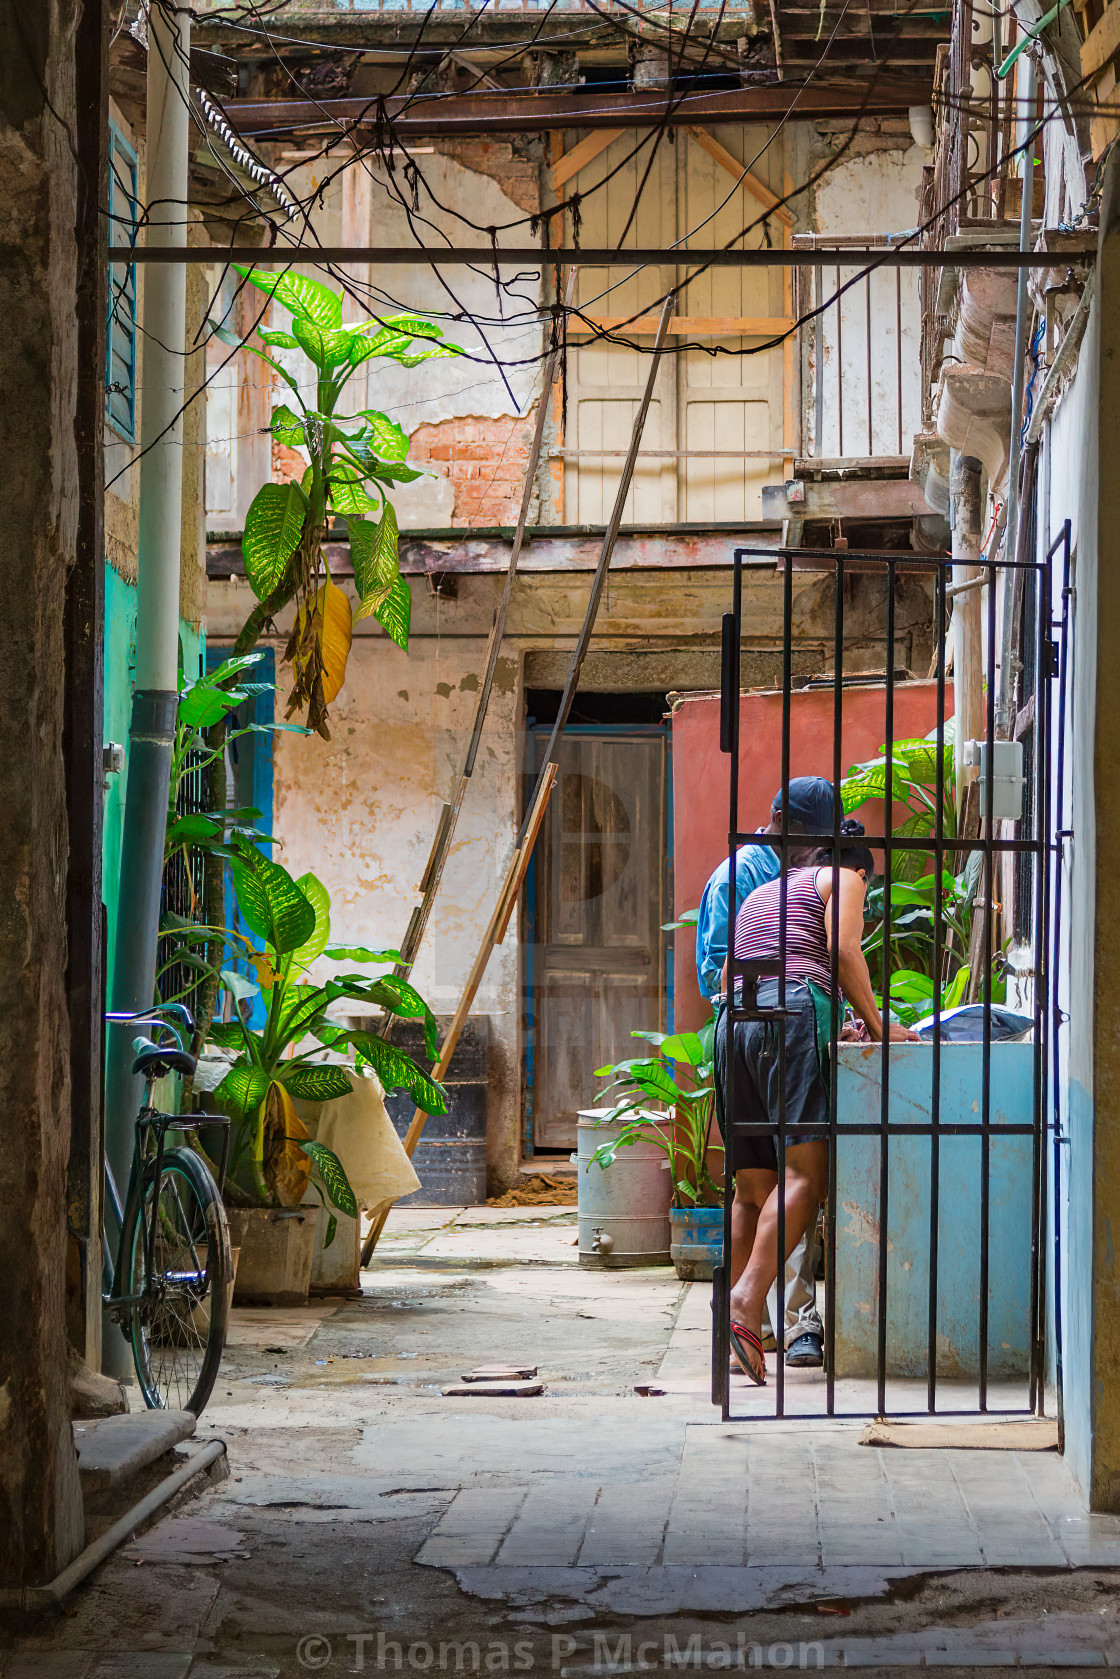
[574, 1108, 672, 1267]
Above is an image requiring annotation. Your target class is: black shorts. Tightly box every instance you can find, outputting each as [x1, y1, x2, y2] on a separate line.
[714, 980, 832, 1173]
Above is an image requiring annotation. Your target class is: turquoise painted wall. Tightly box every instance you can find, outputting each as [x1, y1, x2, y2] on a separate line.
[101, 562, 204, 990]
[834, 1041, 1036, 1382]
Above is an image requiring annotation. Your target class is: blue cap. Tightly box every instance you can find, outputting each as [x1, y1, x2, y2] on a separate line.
[773, 775, 835, 833]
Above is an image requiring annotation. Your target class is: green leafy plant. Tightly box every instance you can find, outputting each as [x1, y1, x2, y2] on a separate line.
[191, 850, 446, 1225]
[227, 268, 463, 736]
[161, 651, 303, 914]
[840, 725, 1005, 1022]
[840, 722, 957, 884]
[589, 1023, 723, 1209]
[157, 652, 309, 1060]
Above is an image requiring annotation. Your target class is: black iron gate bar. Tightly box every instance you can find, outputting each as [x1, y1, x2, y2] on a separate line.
[714, 543, 1053, 1423]
[1047, 519, 1072, 1449]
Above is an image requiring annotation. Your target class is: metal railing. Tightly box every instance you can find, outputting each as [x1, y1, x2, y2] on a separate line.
[793, 234, 921, 464]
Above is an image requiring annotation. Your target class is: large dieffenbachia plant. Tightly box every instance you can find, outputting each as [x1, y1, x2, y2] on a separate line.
[229, 267, 463, 737]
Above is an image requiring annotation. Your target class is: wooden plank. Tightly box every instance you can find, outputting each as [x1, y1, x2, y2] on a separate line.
[686, 126, 795, 227]
[1082, 0, 1120, 76]
[569, 314, 794, 335]
[550, 127, 625, 191]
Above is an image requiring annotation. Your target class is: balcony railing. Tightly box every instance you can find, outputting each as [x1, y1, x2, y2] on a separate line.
[793, 234, 922, 466]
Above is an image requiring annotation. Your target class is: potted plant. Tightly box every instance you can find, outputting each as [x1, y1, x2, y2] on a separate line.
[590, 1022, 724, 1280]
[193, 846, 446, 1304]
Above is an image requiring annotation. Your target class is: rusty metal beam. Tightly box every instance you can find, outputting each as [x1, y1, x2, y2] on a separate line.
[214, 80, 932, 138]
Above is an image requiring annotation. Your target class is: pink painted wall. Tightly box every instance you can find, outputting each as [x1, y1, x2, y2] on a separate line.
[672, 681, 951, 1033]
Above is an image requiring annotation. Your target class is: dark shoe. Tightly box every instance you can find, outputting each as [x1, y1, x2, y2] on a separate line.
[786, 1331, 823, 1368]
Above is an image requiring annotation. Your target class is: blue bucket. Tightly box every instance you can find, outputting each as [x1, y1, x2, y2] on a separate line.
[669, 1205, 724, 1281]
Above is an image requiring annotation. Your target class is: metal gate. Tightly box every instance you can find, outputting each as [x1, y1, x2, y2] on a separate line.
[712, 532, 1066, 1422]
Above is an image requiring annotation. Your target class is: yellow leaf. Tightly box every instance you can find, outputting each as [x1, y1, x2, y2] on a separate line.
[265, 1079, 312, 1208]
[317, 571, 353, 703]
[250, 949, 278, 989]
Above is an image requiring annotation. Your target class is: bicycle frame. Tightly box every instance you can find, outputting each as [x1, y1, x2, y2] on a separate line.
[102, 1006, 231, 1314]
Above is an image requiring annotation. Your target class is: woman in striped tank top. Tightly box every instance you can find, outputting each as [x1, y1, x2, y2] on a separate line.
[715, 819, 917, 1385]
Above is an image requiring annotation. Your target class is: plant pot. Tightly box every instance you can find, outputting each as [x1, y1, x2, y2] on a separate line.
[670, 1205, 724, 1281]
[225, 1207, 319, 1306]
[310, 1205, 360, 1296]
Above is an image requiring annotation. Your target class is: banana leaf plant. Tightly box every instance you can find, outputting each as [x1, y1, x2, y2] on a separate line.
[161, 651, 304, 918]
[227, 267, 463, 737]
[589, 1022, 723, 1209]
[189, 846, 447, 1230]
[840, 722, 957, 884]
[157, 651, 309, 1054]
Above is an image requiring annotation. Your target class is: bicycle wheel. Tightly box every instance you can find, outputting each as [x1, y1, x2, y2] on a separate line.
[121, 1144, 232, 1415]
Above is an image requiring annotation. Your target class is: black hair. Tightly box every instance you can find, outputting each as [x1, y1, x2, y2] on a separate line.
[810, 817, 875, 878]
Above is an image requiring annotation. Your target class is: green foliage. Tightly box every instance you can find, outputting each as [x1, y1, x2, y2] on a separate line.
[590, 1018, 722, 1209]
[158, 654, 309, 1005]
[840, 725, 1004, 1024]
[201, 862, 446, 1208]
[840, 722, 957, 884]
[299, 1141, 359, 1220]
[230, 269, 463, 733]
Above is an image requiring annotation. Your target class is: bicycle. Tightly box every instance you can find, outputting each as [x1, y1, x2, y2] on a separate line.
[103, 1004, 233, 1415]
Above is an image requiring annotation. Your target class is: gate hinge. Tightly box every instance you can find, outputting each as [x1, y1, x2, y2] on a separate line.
[1044, 640, 1060, 678]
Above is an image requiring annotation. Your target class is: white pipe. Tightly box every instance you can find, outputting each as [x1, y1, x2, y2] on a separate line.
[0, 1440, 226, 1610]
[998, 49, 1036, 733]
[135, 1, 191, 693]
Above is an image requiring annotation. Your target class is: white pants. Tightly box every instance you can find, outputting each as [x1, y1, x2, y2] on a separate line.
[763, 1223, 823, 1345]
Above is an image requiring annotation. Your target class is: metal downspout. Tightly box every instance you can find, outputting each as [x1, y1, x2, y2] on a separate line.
[998, 49, 1037, 736]
[103, 2, 191, 1372]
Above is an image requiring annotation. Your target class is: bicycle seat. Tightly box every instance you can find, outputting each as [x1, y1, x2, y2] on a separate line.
[132, 1040, 197, 1080]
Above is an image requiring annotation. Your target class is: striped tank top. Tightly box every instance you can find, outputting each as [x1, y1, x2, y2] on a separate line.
[733, 865, 834, 991]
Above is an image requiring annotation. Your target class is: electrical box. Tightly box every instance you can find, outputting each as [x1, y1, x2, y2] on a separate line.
[962, 738, 1025, 821]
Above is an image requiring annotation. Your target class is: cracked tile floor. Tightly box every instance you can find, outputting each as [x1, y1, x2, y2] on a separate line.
[4, 1206, 1120, 1677]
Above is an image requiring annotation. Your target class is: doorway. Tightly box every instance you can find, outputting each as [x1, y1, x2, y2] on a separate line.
[524, 692, 671, 1154]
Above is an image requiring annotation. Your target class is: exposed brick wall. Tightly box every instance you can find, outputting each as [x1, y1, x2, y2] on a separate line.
[272, 440, 305, 482]
[407, 409, 538, 528]
[433, 137, 541, 217]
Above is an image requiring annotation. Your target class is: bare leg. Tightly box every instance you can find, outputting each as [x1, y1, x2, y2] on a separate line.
[729, 1169, 776, 1290]
[729, 1141, 829, 1345]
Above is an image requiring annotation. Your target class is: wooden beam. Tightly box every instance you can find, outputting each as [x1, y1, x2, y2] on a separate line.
[1082, 0, 1120, 77]
[686, 126, 795, 228]
[549, 128, 624, 192]
[569, 313, 794, 335]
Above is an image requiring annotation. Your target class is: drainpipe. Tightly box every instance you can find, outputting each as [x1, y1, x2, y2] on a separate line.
[104, 2, 191, 1363]
[950, 452, 984, 822]
[998, 48, 1036, 736]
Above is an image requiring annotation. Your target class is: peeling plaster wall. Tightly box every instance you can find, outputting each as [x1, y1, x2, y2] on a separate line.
[271, 635, 524, 1193]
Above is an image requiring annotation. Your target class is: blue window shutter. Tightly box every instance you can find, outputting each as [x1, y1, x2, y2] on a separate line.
[106, 126, 138, 441]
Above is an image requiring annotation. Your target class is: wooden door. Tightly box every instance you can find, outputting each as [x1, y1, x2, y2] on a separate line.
[530, 730, 668, 1150]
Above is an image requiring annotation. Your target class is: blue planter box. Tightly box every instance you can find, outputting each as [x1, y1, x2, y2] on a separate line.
[670, 1205, 724, 1281]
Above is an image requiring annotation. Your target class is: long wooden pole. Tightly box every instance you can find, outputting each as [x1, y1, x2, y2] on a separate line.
[361, 292, 675, 1265]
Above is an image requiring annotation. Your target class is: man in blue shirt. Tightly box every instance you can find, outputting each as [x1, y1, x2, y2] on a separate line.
[696, 775, 835, 1369]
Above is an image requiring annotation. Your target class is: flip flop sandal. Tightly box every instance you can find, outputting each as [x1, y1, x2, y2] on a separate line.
[730, 1321, 767, 1386]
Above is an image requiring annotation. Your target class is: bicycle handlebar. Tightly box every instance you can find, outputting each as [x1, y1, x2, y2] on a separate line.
[105, 1003, 195, 1055]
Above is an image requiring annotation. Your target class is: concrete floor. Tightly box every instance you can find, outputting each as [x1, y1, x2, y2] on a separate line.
[5, 1205, 1120, 1676]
